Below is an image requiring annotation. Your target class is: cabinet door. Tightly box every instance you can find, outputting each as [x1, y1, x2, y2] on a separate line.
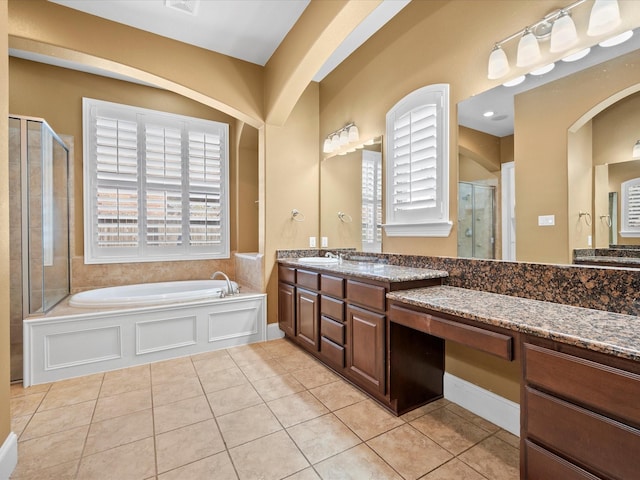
[278, 282, 295, 338]
[296, 288, 320, 351]
[347, 305, 385, 394]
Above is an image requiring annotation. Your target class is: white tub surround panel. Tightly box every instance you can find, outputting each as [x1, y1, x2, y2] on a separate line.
[24, 293, 266, 386]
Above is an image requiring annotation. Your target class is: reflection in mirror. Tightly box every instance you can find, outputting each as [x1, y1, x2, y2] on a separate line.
[458, 27, 640, 264]
[320, 137, 382, 252]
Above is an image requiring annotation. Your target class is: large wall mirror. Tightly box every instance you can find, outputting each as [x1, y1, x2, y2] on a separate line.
[320, 138, 382, 252]
[458, 27, 640, 265]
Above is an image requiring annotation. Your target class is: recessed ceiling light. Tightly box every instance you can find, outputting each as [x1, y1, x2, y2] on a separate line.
[599, 30, 633, 47]
[483, 111, 495, 118]
[562, 48, 591, 62]
[530, 63, 555, 76]
[503, 75, 526, 87]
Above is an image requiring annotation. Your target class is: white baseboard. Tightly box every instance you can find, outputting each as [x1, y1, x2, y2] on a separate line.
[0, 432, 18, 480]
[266, 323, 285, 341]
[444, 373, 520, 437]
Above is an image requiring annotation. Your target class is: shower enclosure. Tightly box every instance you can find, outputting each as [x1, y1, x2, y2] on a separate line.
[9, 116, 70, 381]
[458, 182, 495, 259]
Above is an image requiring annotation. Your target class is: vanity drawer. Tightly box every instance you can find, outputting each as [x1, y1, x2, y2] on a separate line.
[525, 387, 640, 479]
[321, 296, 344, 322]
[321, 274, 344, 298]
[296, 269, 319, 290]
[389, 305, 513, 360]
[320, 337, 345, 368]
[524, 343, 640, 426]
[321, 316, 345, 345]
[346, 280, 386, 311]
[525, 440, 600, 480]
[278, 265, 296, 284]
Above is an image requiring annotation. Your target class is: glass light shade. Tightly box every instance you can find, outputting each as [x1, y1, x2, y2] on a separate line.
[588, 0, 621, 37]
[502, 75, 526, 87]
[516, 30, 541, 67]
[633, 140, 640, 159]
[599, 30, 633, 47]
[348, 125, 359, 143]
[561, 48, 591, 62]
[550, 12, 578, 53]
[530, 63, 555, 76]
[488, 45, 509, 79]
[339, 129, 349, 145]
[330, 134, 340, 150]
[323, 138, 333, 153]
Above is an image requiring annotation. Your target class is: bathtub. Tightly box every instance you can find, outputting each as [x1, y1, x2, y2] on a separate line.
[68, 280, 238, 308]
[24, 281, 265, 386]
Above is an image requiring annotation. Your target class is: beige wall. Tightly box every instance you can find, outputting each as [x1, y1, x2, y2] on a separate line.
[1, 0, 11, 446]
[264, 84, 320, 324]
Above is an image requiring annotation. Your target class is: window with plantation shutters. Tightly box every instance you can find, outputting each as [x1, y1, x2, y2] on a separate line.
[620, 177, 640, 237]
[383, 84, 452, 237]
[83, 98, 229, 263]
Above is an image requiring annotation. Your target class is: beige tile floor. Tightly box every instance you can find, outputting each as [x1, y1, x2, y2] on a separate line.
[9, 338, 520, 480]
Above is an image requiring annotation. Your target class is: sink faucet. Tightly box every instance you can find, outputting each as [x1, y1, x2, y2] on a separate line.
[210, 271, 237, 295]
[325, 252, 339, 259]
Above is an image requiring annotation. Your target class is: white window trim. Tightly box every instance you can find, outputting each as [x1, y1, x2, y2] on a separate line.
[382, 84, 452, 237]
[620, 177, 640, 237]
[83, 98, 230, 264]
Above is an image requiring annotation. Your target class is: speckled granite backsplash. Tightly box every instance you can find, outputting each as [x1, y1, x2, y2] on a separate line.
[276, 250, 640, 315]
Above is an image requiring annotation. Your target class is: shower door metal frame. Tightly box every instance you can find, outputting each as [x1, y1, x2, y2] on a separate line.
[10, 115, 71, 318]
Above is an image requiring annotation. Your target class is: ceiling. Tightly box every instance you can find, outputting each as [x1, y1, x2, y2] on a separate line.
[38, 0, 410, 83]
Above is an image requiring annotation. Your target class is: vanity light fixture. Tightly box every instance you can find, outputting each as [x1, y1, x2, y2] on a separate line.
[517, 28, 542, 67]
[487, 0, 624, 80]
[632, 140, 640, 159]
[550, 10, 578, 53]
[322, 123, 360, 154]
[587, 0, 621, 37]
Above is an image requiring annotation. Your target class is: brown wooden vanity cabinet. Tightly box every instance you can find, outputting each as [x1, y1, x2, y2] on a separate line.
[277, 262, 442, 412]
[521, 336, 640, 479]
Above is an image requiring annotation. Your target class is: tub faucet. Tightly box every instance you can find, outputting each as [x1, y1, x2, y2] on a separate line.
[211, 271, 236, 295]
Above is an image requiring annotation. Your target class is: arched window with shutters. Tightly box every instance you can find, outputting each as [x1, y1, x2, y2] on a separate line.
[620, 177, 640, 237]
[383, 84, 452, 237]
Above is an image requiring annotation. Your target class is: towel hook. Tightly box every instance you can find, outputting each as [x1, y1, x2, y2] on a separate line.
[600, 214, 612, 228]
[579, 211, 592, 226]
[291, 209, 305, 222]
[337, 211, 353, 223]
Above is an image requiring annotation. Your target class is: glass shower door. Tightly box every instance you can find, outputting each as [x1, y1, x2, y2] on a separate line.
[458, 182, 495, 259]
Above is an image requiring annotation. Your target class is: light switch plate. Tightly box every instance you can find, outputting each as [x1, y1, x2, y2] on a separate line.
[321, 237, 328, 247]
[309, 236, 317, 248]
[538, 215, 555, 226]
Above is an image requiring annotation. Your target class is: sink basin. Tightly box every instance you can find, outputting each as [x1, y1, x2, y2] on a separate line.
[298, 257, 339, 265]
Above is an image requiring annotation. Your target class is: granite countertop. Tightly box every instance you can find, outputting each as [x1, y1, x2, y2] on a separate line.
[278, 258, 448, 283]
[387, 285, 640, 362]
[574, 255, 640, 266]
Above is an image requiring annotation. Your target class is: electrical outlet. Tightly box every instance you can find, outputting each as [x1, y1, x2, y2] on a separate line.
[321, 237, 328, 247]
[309, 236, 317, 248]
